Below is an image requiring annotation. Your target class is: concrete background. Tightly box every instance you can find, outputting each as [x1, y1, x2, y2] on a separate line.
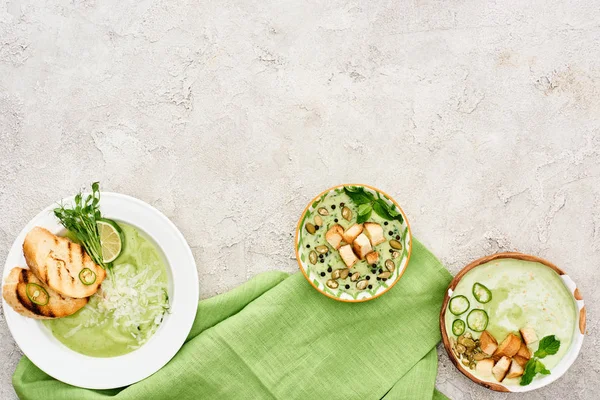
[1, 0, 598, 398]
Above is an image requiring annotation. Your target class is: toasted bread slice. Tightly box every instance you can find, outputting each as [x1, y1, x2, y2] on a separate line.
[516, 342, 531, 360]
[512, 355, 529, 368]
[494, 333, 521, 358]
[342, 224, 363, 244]
[2, 267, 87, 319]
[365, 251, 379, 265]
[363, 222, 385, 246]
[23, 227, 106, 298]
[492, 356, 511, 382]
[506, 359, 524, 379]
[520, 327, 538, 345]
[475, 358, 495, 377]
[352, 233, 372, 259]
[325, 225, 344, 250]
[339, 244, 358, 268]
[480, 330, 499, 355]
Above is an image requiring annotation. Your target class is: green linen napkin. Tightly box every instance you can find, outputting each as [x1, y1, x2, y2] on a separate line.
[13, 239, 452, 400]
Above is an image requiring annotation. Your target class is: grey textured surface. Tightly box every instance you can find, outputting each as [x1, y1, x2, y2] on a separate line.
[1, 0, 599, 399]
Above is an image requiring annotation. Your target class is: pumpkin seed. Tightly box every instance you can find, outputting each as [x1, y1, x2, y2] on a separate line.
[326, 279, 339, 289]
[356, 280, 368, 290]
[306, 223, 316, 234]
[316, 245, 329, 254]
[317, 207, 329, 216]
[389, 239, 402, 250]
[314, 215, 323, 226]
[464, 332, 472, 339]
[350, 272, 360, 282]
[309, 251, 317, 264]
[385, 259, 395, 273]
[378, 271, 391, 280]
[473, 352, 486, 361]
[331, 269, 341, 279]
[463, 338, 476, 349]
[461, 359, 470, 367]
[392, 251, 399, 259]
[342, 206, 352, 221]
[456, 344, 466, 354]
[339, 269, 349, 279]
[469, 362, 476, 370]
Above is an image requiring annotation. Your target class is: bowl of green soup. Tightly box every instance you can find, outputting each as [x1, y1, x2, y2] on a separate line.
[295, 184, 412, 302]
[2, 192, 199, 389]
[440, 253, 585, 392]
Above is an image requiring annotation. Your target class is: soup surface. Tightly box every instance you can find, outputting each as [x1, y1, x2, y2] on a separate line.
[44, 223, 170, 357]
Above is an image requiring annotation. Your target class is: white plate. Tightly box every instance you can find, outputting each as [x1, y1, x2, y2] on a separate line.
[2, 192, 199, 389]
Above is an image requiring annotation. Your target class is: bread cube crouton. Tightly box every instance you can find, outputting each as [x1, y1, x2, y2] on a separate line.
[475, 358, 495, 377]
[492, 356, 511, 382]
[325, 225, 344, 249]
[352, 233, 372, 259]
[506, 359, 524, 379]
[342, 224, 363, 244]
[520, 327, 538, 346]
[494, 333, 521, 358]
[365, 251, 379, 265]
[363, 222, 385, 246]
[516, 342, 531, 360]
[512, 355, 529, 368]
[479, 331, 498, 355]
[339, 244, 358, 268]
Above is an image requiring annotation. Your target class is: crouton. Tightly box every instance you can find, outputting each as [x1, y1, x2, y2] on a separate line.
[520, 327, 538, 345]
[516, 342, 531, 360]
[339, 244, 358, 268]
[506, 359, 524, 379]
[492, 356, 511, 382]
[494, 333, 521, 358]
[325, 225, 344, 249]
[475, 358, 495, 377]
[365, 251, 379, 265]
[363, 222, 385, 246]
[479, 331, 498, 355]
[342, 224, 363, 244]
[352, 233, 372, 259]
[512, 355, 529, 368]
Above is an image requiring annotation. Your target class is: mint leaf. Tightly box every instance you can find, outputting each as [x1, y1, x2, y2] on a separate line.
[356, 208, 372, 224]
[520, 359, 537, 386]
[344, 187, 372, 205]
[535, 360, 551, 375]
[534, 335, 560, 358]
[373, 200, 393, 220]
[357, 203, 372, 216]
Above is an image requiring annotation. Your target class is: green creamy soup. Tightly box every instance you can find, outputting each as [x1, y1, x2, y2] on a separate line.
[298, 188, 407, 297]
[445, 258, 577, 385]
[44, 223, 169, 357]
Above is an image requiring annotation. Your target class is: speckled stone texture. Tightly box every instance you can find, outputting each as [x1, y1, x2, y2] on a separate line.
[1, 0, 599, 398]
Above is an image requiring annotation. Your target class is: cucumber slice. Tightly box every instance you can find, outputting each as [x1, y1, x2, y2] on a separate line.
[452, 319, 466, 336]
[467, 309, 489, 332]
[473, 282, 492, 303]
[449, 295, 470, 315]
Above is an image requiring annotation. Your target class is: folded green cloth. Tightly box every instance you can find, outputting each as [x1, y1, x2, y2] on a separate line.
[13, 239, 452, 400]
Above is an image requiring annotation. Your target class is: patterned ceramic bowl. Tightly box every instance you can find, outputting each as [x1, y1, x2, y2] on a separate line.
[440, 253, 585, 392]
[295, 184, 412, 302]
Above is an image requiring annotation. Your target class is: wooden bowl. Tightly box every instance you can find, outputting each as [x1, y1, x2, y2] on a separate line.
[440, 252, 585, 392]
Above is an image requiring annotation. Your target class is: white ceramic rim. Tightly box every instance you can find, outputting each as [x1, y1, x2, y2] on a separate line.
[2, 192, 199, 389]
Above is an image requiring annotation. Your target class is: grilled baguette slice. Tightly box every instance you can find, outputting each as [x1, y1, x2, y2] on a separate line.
[23, 227, 106, 298]
[2, 267, 88, 319]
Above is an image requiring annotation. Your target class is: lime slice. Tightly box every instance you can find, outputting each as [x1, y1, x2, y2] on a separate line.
[97, 219, 124, 263]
